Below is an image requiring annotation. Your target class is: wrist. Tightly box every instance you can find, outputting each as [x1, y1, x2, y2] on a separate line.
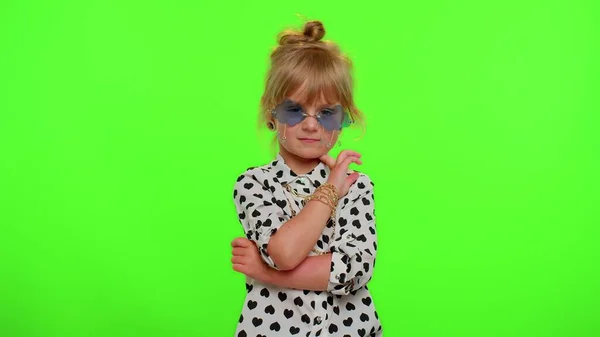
[325, 180, 340, 194]
[262, 267, 278, 285]
[306, 192, 336, 215]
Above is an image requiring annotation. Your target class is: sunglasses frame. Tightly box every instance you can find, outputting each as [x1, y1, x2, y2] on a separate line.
[270, 99, 353, 131]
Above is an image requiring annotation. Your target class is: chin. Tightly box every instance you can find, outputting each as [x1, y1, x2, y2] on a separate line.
[288, 145, 327, 159]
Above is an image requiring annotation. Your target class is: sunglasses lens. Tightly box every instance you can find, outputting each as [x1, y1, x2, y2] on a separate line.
[273, 99, 305, 126]
[341, 112, 352, 128]
[273, 100, 352, 130]
[319, 105, 347, 131]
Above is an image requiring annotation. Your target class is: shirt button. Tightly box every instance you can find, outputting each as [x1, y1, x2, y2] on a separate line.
[315, 316, 322, 324]
[335, 274, 340, 280]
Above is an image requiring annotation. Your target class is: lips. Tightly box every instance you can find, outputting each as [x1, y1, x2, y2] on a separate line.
[299, 138, 319, 141]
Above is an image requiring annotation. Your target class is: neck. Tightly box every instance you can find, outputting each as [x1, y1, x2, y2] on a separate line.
[279, 147, 321, 175]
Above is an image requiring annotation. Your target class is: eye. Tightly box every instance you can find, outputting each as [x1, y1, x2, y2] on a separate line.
[286, 106, 303, 113]
[320, 109, 335, 116]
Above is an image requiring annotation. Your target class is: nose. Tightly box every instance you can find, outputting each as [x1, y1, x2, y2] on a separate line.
[301, 114, 320, 131]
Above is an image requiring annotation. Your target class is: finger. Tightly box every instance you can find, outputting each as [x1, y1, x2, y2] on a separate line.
[232, 264, 246, 274]
[231, 238, 243, 247]
[336, 153, 361, 170]
[231, 238, 251, 248]
[343, 172, 360, 189]
[232, 247, 245, 256]
[336, 150, 361, 165]
[319, 154, 336, 169]
[339, 172, 360, 196]
[231, 256, 244, 264]
[337, 156, 362, 172]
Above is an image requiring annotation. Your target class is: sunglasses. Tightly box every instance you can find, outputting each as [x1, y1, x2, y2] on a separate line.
[271, 99, 353, 131]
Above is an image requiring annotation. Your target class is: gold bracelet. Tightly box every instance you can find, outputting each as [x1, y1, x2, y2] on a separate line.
[314, 189, 336, 208]
[316, 183, 339, 204]
[319, 183, 338, 197]
[305, 194, 335, 214]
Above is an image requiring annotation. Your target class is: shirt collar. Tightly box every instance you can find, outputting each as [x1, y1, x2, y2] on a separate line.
[269, 153, 330, 187]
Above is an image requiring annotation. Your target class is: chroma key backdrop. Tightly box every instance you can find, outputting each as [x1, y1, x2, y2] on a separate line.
[1, 1, 598, 337]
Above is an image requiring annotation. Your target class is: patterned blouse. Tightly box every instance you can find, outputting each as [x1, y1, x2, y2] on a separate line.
[232, 153, 382, 337]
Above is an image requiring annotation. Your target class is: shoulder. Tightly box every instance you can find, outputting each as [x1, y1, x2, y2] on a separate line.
[338, 172, 375, 211]
[350, 171, 375, 194]
[339, 171, 374, 207]
[233, 163, 276, 195]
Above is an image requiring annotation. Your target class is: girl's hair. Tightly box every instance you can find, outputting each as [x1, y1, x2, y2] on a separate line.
[259, 20, 365, 134]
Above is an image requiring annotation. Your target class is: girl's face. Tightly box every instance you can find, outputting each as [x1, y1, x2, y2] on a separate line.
[271, 90, 350, 160]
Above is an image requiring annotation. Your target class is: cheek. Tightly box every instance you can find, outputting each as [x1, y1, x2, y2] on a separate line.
[322, 129, 340, 140]
[278, 123, 300, 137]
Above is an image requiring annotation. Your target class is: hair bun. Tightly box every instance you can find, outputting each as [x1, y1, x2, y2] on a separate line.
[302, 20, 325, 42]
[278, 20, 325, 45]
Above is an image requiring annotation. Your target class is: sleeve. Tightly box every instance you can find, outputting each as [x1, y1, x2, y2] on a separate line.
[233, 170, 290, 270]
[327, 174, 378, 295]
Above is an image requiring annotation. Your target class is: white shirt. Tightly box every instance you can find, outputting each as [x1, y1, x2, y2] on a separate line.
[232, 154, 382, 337]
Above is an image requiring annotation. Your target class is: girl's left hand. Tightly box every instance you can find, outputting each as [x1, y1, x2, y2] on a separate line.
[320, 153, 357, 174]
[231, 237, 272, 283]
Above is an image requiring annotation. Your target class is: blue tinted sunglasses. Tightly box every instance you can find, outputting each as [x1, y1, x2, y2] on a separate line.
[271, 99, 353, 131]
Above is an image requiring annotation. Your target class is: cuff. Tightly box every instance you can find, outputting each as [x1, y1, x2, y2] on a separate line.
[248, 227, 279, 270]
[327, 248, 356, 295]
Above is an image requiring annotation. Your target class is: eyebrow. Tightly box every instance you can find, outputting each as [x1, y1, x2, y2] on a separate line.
[288, 99, 337, 109]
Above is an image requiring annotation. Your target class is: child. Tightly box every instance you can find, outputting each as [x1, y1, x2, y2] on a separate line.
[231, 20, 382, 337]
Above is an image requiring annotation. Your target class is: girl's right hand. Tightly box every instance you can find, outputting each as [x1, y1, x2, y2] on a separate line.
[319, 150, 362, 198]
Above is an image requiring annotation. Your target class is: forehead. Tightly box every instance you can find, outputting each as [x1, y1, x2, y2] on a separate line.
[286, 82, 340, 107]
[287, 92, 339, 108]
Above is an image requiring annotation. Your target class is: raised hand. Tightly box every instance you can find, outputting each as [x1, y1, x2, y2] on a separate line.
[319, 150, 362, 198]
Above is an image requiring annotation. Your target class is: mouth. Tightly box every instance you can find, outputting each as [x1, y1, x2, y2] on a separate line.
[298, 138, 320, 143]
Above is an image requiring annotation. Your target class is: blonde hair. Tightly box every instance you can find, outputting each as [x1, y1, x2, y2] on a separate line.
[259, 20, 365, 134]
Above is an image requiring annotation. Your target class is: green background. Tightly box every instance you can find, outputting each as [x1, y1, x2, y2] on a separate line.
[1, 0, 599, 336]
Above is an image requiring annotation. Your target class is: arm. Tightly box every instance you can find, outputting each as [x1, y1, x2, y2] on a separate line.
[267, 190, 332, 270]
[232, 174, 377, 294]
[266, 152, 362, 269]
[326, 174, 378, 295]
[263, 254, 332, 291]
[234, 152, 361, 271]
[232, 237, 331, 290]
[234, 171, 331, 271]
